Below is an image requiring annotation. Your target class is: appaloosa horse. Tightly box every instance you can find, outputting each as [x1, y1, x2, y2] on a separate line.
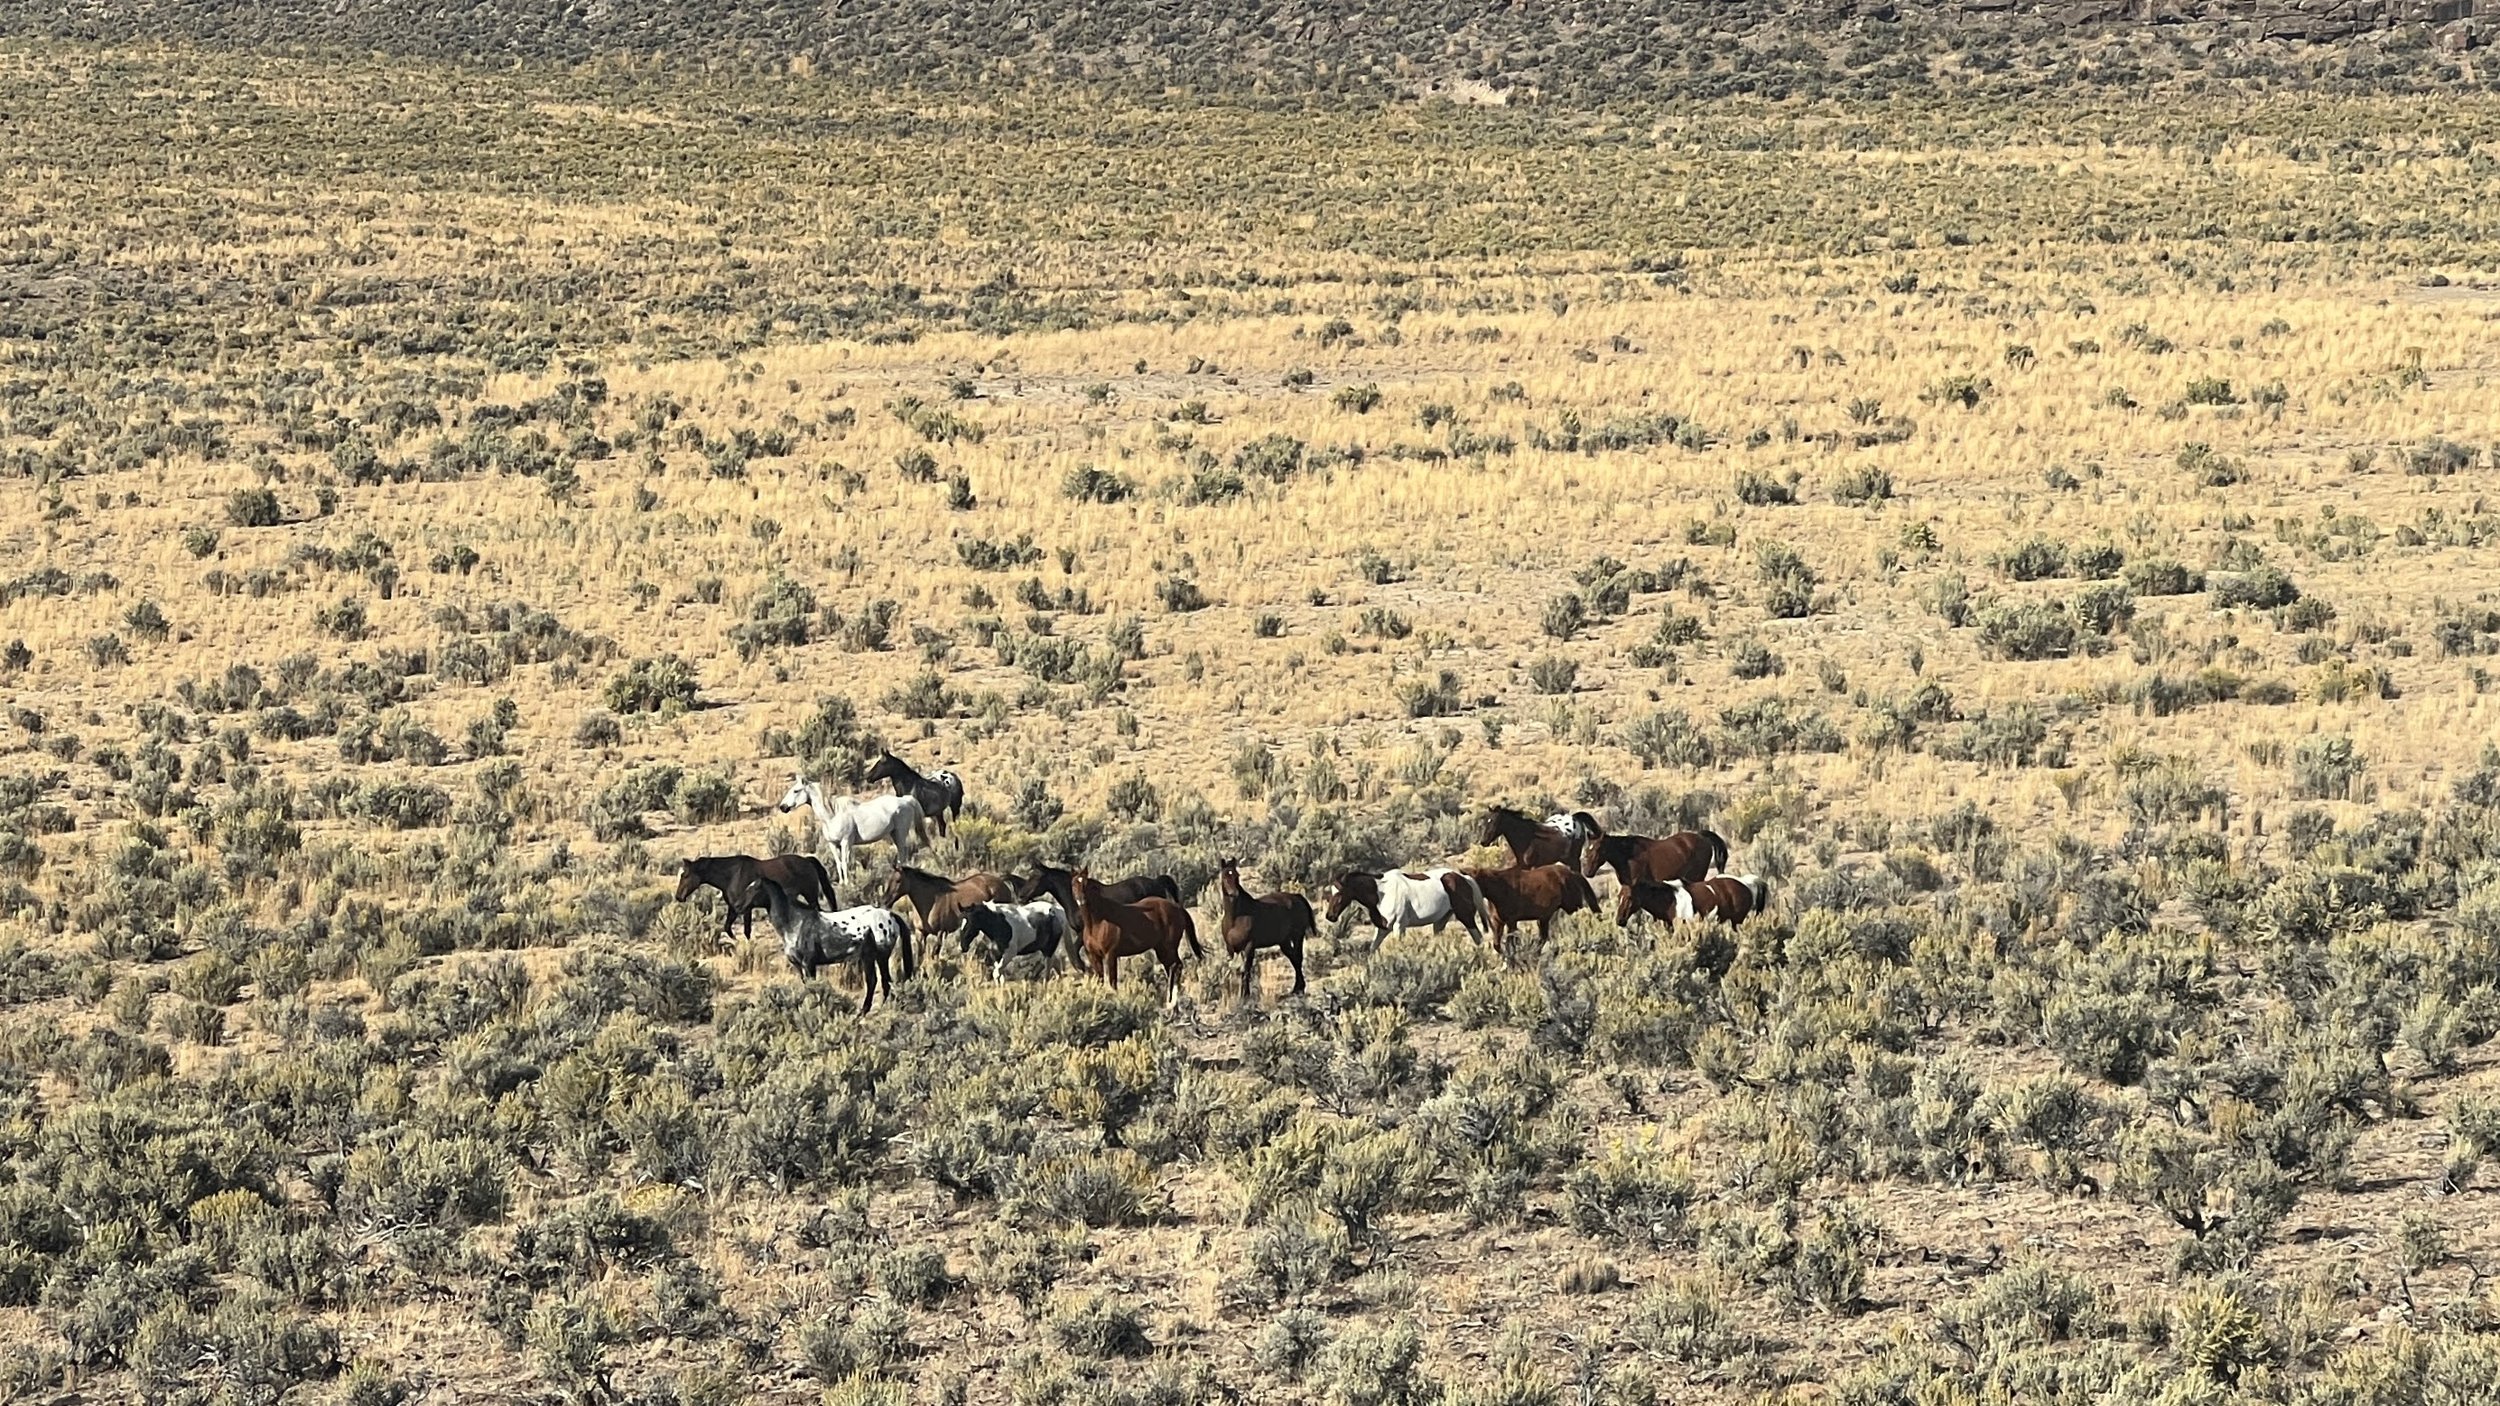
[751, 878, 912, 1013]
[1215, 857, 1315, 999]
[673, 854, 837, 942]
[865, 751, 966, 838]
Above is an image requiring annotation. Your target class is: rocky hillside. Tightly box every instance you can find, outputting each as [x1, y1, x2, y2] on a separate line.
[4, 0, 2488, 100]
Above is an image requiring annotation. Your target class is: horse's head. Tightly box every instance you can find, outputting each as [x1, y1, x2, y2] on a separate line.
[775, 775, 813, 813]
[673, 861, 703, 901]
[865, 751, 902, 785]
[1323, 870, 1379, 924]
[1217, 857, 1243, 892]
[882, 867, 910, 906]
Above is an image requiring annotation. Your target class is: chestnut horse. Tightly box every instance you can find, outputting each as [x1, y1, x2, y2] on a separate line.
[1071, 870, 1204, 1005]
[1581, 824, 1728, 888]
[1480, 805, 1596, 869]
[1615, 875, 1767, 930]
[1215, 857, 1315, 999]
[886, 865, 1015, 947]
[1014, 863, 1181, 917]
[1467, 862, 1600, 951]
[674, 854, 837, 942]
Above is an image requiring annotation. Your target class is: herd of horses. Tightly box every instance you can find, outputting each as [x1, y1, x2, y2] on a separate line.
[673, 758, 1766, 1013]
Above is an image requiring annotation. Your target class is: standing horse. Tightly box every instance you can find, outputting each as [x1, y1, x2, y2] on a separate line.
[1070, 871, 1203, 1005]
[673, 854, 836, 942]
[885, 865, 1015, 944]
[1215, 857, 1315, 999]
[960, 898, 1071, 980]
[1013, 863, 1181, 916]
[1615, 875, 1767, 930]
[776, 774, 923, 883]
[751, 878, 912, 1012]
[1580, 824, 1728, 888]
[1467, 863, 1601, 952]
[1323, 869, 1488, 947]
[865, 751, 965, 838]
[1481, 805, 1595, 869]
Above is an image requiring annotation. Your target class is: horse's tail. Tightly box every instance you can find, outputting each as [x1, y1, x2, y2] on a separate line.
[800, 856, 836, 906]
[1179, 908, 1205, 959]
[1291, 895, 1319, 942]
[1705, 830, 1729, 874]
[1737, 874, 1767, 911]
[896, 917, 919, 982]
[1452, 872, 1493, 932]
[1570, 871, 1599, 912]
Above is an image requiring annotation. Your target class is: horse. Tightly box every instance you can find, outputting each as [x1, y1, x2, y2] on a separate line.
[885, 865, 1015, 944]
[1615, 875, 1767, 932]
[1070, 870, 1203, 1005]
[776, 774, 923, 884]
[1215, 857, 1315, 1000]
[1480, 804, 1596, 869]
[1012, 863, 1181, 917]
[672, 854, 836, 942]
[960, 898, 1071, 980]
[1323, 868, 1488, 947]
[1580, 824, 1729, 888]
[750, 878, 912, 1013]
[1467, 863, 1601, 952]
[865, 751, 965, 838]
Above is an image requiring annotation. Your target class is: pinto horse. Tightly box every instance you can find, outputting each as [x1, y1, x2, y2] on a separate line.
[751, 878, 911, 1013]
[1481, 805, 1598, 869]
[1013, 863, 1181, 917]
[865, 751, 966, 838]
[1070, 871, 1203, 1005]
[1323, 869, 1488, 948]
[961, 898, 1071, 980]
[885, 865, 1015, 945]
[1467, 862, 1601, 951]
[1215, 857, 1315, 999]
[1615, 875, 1768, 930]
[777, 774, 923, 883]
[1580, 824, 1729, 888]
[673, 854, 836, 942]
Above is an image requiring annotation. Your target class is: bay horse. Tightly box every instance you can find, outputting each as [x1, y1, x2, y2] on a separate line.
[673, 854, 836, 942]
[1481, 805, 1597, 869]
[865, 751, 965, 838]
[1580, 823, 1728, 888]
[776, 774, 923, 883]
[1013, 863, 1181, 917]
[961, 898, 1071, 980]
[885, 865, 1015, 944]
[1615, 875, 1767, 930]
[1215, 857, 1315, 1000]
[1467, 862, 1601, 952]
[1323, 868, 1487, 948]
[751, 878, 912, 1013]
[1070, 870, 1203, 1006]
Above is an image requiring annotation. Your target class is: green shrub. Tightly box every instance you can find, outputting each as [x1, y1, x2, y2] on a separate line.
[226, 489, 282, 527]
[604, 655, 698, 714]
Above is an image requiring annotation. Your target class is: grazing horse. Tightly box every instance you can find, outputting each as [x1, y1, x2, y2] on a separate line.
[865, 751, 966, 838]
[776, 774, 923, 883]
[1215, 857, 1315, 999]
[1467, 863, 1601, 951]
[1070, 871, 1203, 1005]
[673, 854, 836, 942]
[1615, 875, 1767, 931]
[1580, 824, 1729, 888]
[751, 879, 912, 1012]
[1323, 869, 1488, 947]
[885, 865, 1015, 944]
[961, 898, 1070, 980]
[1481, 805, 1596, 869]
[1013, 863, 1181, 917]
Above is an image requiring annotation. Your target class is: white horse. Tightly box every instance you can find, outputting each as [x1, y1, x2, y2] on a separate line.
[776, 774, 924, 884]
[1322, 867, 1491, 947]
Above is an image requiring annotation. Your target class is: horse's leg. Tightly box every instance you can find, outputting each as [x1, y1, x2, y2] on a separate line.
[1287, 936, 1306, 994]
[1242, 944, 1258, 1000]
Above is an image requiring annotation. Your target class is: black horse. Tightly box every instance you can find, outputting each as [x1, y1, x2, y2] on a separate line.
[1013, 862, 1181, 916]
[674, 854, 837, 942]
[864, 752, 965, 838]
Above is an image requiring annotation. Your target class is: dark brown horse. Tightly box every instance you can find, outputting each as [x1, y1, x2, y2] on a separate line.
[1615, 875, 1766, 930]
[1581, 825, 1728, 888]
[1014, 863, 1181, 916]
[886, 865, 1015, 945]
[674, 854, 837, 942]
[1216, 857, 1315, 999]
[1467, 862, 1600, 951]
[1480, 805, 1595, 869]
[1071, 871, 1204, 1004]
